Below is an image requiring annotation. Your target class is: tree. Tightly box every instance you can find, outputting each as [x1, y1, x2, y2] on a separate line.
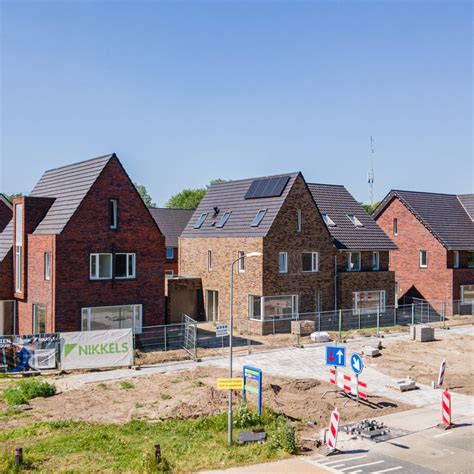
[134, 183, 156, 208]
[165, 179, 225, 209]
[3, 193, 23, 203]
[361, 201, 381, 215]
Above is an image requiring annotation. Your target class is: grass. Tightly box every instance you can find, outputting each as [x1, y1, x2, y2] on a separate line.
[0, 409, 296, 473]
[2, 379, 56, 406]
[160, 394, 172, 401]
[120, 381, 134, 390]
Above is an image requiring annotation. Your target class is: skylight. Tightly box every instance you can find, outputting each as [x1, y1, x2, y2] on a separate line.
[216, 211, 231, 228]
[323, 214, 336, 227]
[194, 213, 207, 229]
[251, 209, 266, 227]
[347, 214, 364, 227]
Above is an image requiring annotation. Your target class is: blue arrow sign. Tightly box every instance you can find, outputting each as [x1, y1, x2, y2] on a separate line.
[350, 353, 364, 375]
[325, 346, 346, 367]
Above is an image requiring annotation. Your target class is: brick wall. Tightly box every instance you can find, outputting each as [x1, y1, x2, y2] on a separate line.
[337, 251, 389, 272]
[0, 199, 12, 233]
[0, 250, 13, 300]
[375, 196, 453, 303]
[164, 246, 179, 275]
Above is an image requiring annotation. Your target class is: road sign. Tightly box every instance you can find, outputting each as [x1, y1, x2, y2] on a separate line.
[243, 366, 263, 416]
[216, 378, 244, 390]
[350, 353, 364, 375]
[216, 324, 229, 338]
[326, 345, 346, 367]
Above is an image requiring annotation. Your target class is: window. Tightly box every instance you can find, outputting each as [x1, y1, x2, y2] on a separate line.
[216, 211, 231, 228]
[352, 290, 386, 315]
[90, 253, 113, 279]
[468, 252, 474, 268]
[238, 251, 245, 272]
[323, 214, 336, 227]
[166, 247, 174, 260]
[81, 304, 142, 334]
[372, 251, 380, 271]
[278, 252, 288, 273]
[33, 304, 46, 334]
[296, 209, 302, 232]
[109, 199, 118, 229]
[165, 270, 174, 279]
[251, 209, 266, 227]
[419, 250, 427, 268]
[194, 213, 207, 229]
[44, 252, 51, 281]
[207, 250, 212, 271]
[347, 214, 364, 227]
[248, 295, 298, 320]
[15, 203, 23, 293]
[115, 253, 136, 279]
[453, 251, 459, 269]
[302, 252, 319, 272]
[347, 252, 361, 271]
[393, 218, 398, 236]
[206, 290, 219, 322]
[461, 285, 474, 303]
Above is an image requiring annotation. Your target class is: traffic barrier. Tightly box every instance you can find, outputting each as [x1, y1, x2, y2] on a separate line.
[358, 380, 368, 400]
[437, 358, 446, 387]
[329, 367, 336, 386]
[326, 407, 340, 450]
[442, 388, 452, 427]
[328, 368, 368, 399]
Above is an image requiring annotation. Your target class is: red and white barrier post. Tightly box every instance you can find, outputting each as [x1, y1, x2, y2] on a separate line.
[441, 388, 452, 428]
[437, 358, 446, 388]
[326, 407, 340, 451]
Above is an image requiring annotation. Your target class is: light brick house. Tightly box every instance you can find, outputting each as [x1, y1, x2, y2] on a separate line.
[1, 154, 166, 335]
[373, 190, 474, 307]
[149, 208, 194, 278]
[179, 173, 397, 332]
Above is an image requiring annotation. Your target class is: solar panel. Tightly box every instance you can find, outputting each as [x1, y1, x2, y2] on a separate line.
[244, 176, 290, 199]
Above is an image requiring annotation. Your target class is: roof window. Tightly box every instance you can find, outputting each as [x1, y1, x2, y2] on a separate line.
[251, 209, 266, 227]
[323, 214, 336, 227]
[194, 213, 207, 229]
[347, 214, 364, 227]
[216, 211, 231, 228]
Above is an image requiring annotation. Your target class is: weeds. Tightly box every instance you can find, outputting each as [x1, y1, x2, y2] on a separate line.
[2, 379, 56, 406]
[120, 381, 134, 390]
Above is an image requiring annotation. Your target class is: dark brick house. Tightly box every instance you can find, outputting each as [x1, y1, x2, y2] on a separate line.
[373, 190, 474, 307]
[0, 195, 14, 334]
[179, 173, 397, 332]
[3, 154, 165, 335]
[309, 184, 397, 312]
[149, 208, 194, 278]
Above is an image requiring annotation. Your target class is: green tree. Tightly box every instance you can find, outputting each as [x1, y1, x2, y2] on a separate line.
[165, 179, 225, 209]
[134, 183, 156, 208]
[361, 201, 381, 215]
[3, 193, 23, 203]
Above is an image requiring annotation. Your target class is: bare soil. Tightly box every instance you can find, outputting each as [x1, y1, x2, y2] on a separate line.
[351, 328, 474, 395]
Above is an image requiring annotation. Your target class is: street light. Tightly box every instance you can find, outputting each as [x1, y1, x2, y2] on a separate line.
[228, 251, 263, 445]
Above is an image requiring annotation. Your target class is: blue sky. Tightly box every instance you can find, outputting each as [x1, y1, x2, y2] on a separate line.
[1, 0, 472, 206]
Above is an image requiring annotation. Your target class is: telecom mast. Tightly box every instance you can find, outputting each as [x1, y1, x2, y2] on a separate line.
[367, 136, 375, 206]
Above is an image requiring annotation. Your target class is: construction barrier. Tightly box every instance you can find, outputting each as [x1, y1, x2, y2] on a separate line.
[326, 407, 340, 450]
[437, 358, 446, 387]
[328, 368, 367, 400]
[442, 388, 452, 427]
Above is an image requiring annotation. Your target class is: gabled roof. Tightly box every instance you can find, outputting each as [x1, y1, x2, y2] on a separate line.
[181, 172, 300, 238]
[0, 220, 13, 262]
[149, 208, 195, 247]
[373, 190, 474, 250]
[308, 183, 397, 251]
[30, 154, 113, 234]
[0, 194, 12, 210]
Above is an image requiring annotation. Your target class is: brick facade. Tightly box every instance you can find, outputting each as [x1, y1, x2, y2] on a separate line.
[375, 196, 474, 304]
[165, 246, 179, 276]
[0, 197, 12, 233]
[0, 250, 13, 301]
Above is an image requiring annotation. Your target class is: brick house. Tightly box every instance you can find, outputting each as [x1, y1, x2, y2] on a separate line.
[373, 190, 474, 307]
[0, 195, 14, 334]
[149, 208, 194, 278]
[308, 184, 397, 312]
[2, 154, 165, 335]
[179, 173, 397, 332]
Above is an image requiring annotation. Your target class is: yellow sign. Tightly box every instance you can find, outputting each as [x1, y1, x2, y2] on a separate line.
[216, 378, 244, 390]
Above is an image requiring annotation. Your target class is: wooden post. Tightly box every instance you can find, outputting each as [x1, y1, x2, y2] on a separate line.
[14, 447, 23, 466]
[154, 443, 161, 464]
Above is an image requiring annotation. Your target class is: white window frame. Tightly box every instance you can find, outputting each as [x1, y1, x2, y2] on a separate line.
[461, 285, 474, 304]
[393, 218, 398, 236]
[347, 251, 361, 272]
[238, 251, 245, 273]
[207, 250, 212, 271]
[115, 253, 136, 279]
[352, 290, 386, 315]
[453, 251, 459, 269]
[110, 199, 118, 230]
[302, 251, 319, 272]
[419, 250, 428, 268]
[14, 203, 23, 293]
[323, 214, 336, 227]
[33, 304, 46, 334]
[165, 270, 174, 279]
[296, 209, 302, 233]
[166, 247, 174, 260]
[347, 214, 364, 227]
[249, 294, 298, 321]
[468, 252, 474, 269]
[44, 252, 51, 281]
[15, 245, 22, 293]
[372, 251, 380, 271]
[90, 253, 113, 280]
[278, 252, 288, 273]
[81, 304, 143, 334]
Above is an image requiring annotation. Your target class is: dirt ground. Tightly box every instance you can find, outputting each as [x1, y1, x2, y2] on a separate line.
[352, 327, 474, 395]
[0, 365, 410, 449]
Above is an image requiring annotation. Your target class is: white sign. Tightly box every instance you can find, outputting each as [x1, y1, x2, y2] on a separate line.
[216, 324, 229, 338]
[60, 328, 133, 370]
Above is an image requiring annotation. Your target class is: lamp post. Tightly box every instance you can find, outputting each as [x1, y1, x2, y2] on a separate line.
[228, 251, 262, 446]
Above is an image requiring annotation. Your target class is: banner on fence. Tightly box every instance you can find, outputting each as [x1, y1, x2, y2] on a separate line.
[60, 329, 133, 370]
[0, 333, 59, 373]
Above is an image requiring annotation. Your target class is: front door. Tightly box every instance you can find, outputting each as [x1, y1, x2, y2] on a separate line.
[206, 290, 219, 322]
